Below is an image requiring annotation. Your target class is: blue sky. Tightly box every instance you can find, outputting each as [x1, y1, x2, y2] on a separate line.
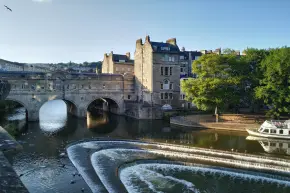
[1, 0, 290, 63]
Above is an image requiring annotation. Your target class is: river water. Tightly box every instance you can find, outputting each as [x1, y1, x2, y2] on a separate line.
[1, 100, 290, 193]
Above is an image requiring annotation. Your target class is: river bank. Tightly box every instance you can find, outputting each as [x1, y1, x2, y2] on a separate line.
[0, 126, 28, 192]
[170, 114, 264, 131]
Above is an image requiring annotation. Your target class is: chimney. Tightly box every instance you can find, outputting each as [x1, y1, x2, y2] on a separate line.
[110, 51, 113, 55]
[126, 52, 130, 59]
[136, 38, 143, 45]
[145, 35, 150, 42]
[181, 47, 185, 52]
[166, 38, 177, 46]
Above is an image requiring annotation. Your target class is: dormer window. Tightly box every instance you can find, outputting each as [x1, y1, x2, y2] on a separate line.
[161, 47, 170, 51]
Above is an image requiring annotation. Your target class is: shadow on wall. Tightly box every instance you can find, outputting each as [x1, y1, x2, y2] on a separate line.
[0, 80, 11, 100]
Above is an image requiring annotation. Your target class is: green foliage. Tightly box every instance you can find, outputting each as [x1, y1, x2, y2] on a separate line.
[255, 47, 290, 118]
[182, 46, 290, 118]
[182, 54, 242, 112]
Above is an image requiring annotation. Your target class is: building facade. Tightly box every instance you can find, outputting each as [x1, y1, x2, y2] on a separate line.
[134, 36, 183, 108]
[101, 52, 134, 75]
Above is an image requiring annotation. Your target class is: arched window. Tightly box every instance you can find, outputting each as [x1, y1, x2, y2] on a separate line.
[162, 79, 170, 90]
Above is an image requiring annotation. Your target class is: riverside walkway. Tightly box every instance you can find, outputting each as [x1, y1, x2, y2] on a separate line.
[0, 126, 28, 193]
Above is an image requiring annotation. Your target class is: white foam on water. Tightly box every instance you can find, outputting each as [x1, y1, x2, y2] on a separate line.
[137, 167, 200, 192]
[74, 140, 290, 167]
[67, 144, 106, 193]
[146, 149, 290, 174]
[67, 140, 290, 193]
[120, 163, 290, 193]
[91, 149, 147, 193]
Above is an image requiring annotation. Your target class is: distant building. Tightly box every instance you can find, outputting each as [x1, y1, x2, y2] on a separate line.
[179, 48, 202, 78]
[102, 52, 134, 75]
[0, 59, 48, 72]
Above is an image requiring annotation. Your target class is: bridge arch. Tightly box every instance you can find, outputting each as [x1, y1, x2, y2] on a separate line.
[86, 97, 121, 115]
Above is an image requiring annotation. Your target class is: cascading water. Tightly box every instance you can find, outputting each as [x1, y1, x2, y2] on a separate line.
[66, 139, 290, 193]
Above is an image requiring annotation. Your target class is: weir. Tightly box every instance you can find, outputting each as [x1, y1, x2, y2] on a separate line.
[66, 139, 290, 193]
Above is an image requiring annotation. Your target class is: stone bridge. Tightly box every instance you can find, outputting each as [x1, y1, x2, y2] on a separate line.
[1, 71, 136, 121]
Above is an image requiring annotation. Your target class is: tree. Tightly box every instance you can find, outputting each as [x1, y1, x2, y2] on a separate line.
[235, 48, 269, 112]
[181, 53, 242, 113]
[255, 47, 290, 118]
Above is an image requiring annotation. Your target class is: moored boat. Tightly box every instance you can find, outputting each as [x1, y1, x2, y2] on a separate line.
[246, 120, 290, 140]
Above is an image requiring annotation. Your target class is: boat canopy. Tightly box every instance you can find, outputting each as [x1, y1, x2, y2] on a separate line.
[261, 121, 277, 129]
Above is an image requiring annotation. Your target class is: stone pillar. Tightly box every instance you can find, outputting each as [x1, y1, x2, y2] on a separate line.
[103, 102, 109, 112]
[27, 109, 39, 122]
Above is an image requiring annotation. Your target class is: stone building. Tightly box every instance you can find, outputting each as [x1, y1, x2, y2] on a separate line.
[101, 52, 134, 75]
[134, 35, 183, 108]
[179, 48, 202, 78]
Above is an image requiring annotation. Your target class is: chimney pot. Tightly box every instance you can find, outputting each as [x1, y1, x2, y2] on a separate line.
[145, 35, 150, 42]
[126, 52, 131, 59]
[166, 38, 177, 46]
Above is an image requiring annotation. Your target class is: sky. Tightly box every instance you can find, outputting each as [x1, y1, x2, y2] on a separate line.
[0, 0, 290, 63]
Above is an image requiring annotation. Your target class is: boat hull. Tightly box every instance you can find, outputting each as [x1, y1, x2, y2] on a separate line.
[246, 129, 290, 140]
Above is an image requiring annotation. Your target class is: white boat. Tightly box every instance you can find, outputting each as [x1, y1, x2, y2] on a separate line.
[246, 120, 290, 140]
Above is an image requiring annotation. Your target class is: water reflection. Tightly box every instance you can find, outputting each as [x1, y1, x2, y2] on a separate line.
[247, 136, 290, 156]
[1, 100, 290, 192]
[86, 112, 118, 134]
[39, 100, 67, 133]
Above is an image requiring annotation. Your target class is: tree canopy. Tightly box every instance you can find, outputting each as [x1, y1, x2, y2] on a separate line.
[255, 47, 290, 118]
[181, 47, 290, 117]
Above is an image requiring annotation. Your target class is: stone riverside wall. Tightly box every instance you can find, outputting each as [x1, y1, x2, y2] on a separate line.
[170, 114, 264, 131]
[0, 126, 28, 192]
[124, 102, 163, 119]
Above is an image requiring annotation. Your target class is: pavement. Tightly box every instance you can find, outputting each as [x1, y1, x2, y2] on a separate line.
[0, 126, 28, 193]
[170, 116, 259, 132]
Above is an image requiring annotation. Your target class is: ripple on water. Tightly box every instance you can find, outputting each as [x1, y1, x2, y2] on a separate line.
[120, 163, 290, 193]
[67, 140, 290, 193]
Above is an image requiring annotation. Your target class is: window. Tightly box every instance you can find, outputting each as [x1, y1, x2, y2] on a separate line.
[279, 143, 283, 148]
[169, 93, 173, 99]
[180, 56, 184, 60]
[81, 97, 84, 101]
[81, 85, 84, 88]
[180, 68, 183, 73]
[22, 84, 24, 89]
[165, 67, 169, 76]
[169, 83, 173, 89]
[270, 129, 276, 134]
[263, 129, 269, 133]
[161, 67, 164, 75]
[161, 47, 170, 51]
[160, 83, 163, 89]
[279, 130, 283, 134]
[89, 85, 91, 89]
[103, 84, 105, 89]
[169, 56, 175, 62]
[128, 95, 131, 99]
[170, 67, 172, 75]
[163, 79, 170, 90]
[165, 93, 168, 99]
[160, 93, 164, 99]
